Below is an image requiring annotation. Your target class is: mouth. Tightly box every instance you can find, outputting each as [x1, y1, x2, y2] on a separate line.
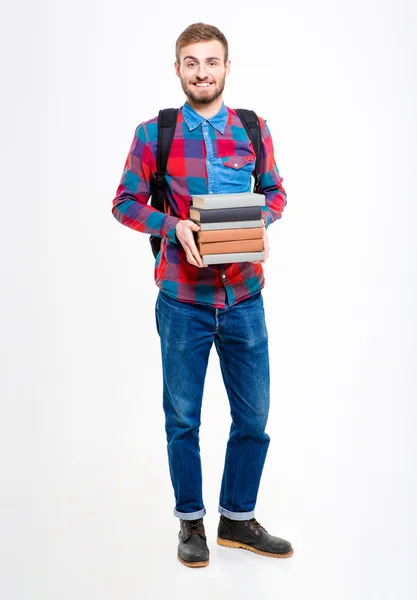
[193, 82, 213, 88]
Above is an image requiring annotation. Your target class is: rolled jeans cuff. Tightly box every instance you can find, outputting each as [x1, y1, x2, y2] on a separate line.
[218, 505, 255, 521]
[174, 507, 206, 520]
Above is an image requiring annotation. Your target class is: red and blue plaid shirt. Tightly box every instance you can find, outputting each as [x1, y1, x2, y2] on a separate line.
[112, 101, 287, 307]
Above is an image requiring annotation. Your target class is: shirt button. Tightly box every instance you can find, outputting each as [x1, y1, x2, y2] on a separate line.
[222, 274, 226, 279]
[209, 191, 213, 194]
[207, 160, 210, 164]
[234, 162, 239, 167]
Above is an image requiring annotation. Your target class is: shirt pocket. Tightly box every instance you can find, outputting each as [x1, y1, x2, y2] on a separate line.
[216, 155, 255, 193]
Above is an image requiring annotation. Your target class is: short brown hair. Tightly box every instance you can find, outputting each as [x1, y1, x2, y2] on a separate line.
[175, 23, 229, 64]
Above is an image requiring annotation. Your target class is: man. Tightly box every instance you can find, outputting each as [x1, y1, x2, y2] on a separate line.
[112, 22, 294, 567]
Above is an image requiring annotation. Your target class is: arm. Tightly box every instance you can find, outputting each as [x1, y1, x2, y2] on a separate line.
[111, 122, 180, 244]
[258, 118, 287, 228]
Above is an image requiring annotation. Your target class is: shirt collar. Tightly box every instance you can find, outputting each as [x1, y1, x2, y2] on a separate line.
[182, 100, 228, 134]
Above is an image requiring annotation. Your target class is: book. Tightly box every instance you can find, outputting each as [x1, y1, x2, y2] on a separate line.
[202, 251, 265, 265]
[190, 205, 261, 223]
[191, 192, 265, 210]
[198, 239, 263, 255]
[196, 226, 263, 243]
[196, 219, 263, 231]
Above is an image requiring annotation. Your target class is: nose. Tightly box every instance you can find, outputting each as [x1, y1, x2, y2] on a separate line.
[196, 63, 208, 80]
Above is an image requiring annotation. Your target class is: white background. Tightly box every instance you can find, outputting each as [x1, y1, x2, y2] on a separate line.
[1, 0, 416, 598]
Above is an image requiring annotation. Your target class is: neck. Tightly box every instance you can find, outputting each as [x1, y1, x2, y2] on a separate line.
[186, 96, 224, 119]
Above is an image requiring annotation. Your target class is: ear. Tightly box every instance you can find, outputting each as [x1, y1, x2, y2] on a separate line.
[174, 61, 180, 78]
[225, 59, 231, 77]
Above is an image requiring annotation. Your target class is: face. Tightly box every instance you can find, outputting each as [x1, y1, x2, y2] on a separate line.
[175, 40, 231, 107]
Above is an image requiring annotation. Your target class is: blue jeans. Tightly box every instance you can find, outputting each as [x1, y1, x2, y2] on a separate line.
[155, 290, 270, 521]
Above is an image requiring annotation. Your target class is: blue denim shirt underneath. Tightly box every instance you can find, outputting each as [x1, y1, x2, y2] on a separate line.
[182, 101, 254, 195]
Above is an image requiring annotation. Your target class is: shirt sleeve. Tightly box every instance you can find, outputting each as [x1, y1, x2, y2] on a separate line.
[258, 118, 287, 228]
[111, 123, 181, 240]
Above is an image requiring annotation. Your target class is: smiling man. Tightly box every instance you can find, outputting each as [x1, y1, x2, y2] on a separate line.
[112, 23, 293, 568]
[176, 46, 228, 108]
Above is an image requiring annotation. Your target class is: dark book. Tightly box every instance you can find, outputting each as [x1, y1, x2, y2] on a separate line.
[195, 219, 263, 231]
[189, 205, 262, 223]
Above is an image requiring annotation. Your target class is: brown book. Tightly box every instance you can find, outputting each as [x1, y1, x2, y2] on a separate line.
[197, 227, 263, 243]
[198, 239, 264, 255]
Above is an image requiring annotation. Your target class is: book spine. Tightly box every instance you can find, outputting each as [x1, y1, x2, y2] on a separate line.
[202, 251, 265, 265]
[192, 192, 265, 210]
[197, 227, 263, 243]
[198, 239, 263, 255]
[196, 219, 263, 230]
[189, 205, 261, 223]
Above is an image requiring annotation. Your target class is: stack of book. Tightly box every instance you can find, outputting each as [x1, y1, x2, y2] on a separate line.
[189, 192, 265, 265]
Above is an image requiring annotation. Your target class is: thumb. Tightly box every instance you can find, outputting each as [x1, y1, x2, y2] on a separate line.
[189, 221, 201, 231]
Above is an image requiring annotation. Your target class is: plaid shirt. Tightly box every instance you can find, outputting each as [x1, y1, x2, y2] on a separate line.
[112, 101, 287, 307]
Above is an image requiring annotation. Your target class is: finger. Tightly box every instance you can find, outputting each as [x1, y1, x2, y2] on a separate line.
[185, 242, 204, 268]
[185, 251, 199, 267]
[187, 239, 204, 267]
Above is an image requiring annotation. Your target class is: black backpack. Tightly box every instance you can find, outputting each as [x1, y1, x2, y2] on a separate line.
[149, 108, 262, 258]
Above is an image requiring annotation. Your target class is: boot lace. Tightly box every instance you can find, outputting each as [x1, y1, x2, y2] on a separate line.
[246, 518, 267, 535]
[183, 519, 205, 536]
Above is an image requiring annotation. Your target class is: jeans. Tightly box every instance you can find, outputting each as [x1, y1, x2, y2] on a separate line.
[155, 290, 270, 521]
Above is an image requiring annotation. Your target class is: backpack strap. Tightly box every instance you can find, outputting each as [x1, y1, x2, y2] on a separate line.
[234, 108, 262, 193]
[151, 108, 179, 213]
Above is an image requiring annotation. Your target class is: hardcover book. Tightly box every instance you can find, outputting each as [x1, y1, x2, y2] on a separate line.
[196, 219, 264, 231]
[198, 239, 263, 255]
[189, 205, 261, 224]
[196, 227, 263, 243]
[202, 251, 265, 265]
[191, 192, 265, 210]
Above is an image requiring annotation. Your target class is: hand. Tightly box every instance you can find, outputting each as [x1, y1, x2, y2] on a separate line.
[253, 221, 269, 264]
[175, 220, 206, 268]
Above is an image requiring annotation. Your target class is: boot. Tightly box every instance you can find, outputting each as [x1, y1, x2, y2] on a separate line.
[177, 518, 210, 567]
[217, 515, 294, 558]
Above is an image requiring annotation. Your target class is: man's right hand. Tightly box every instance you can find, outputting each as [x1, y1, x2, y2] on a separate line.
[175, 220, 205, 268]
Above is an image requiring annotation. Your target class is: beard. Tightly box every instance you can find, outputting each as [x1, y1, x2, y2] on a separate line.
[180, 73, 227, 106]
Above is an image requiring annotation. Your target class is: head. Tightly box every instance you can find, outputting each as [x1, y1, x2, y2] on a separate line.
[174, 23, 231, 108]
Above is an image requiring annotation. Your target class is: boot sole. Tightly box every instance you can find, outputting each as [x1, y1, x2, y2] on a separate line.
[177, 555, 210, 568]
[217, 537, 294, 558]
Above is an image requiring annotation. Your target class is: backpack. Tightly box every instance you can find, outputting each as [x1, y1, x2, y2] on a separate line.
[149, 108, 262, 258]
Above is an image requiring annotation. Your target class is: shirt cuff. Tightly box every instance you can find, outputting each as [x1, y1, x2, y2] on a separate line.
[261, 210, 270, 229]
[164, 216, 181, 244]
